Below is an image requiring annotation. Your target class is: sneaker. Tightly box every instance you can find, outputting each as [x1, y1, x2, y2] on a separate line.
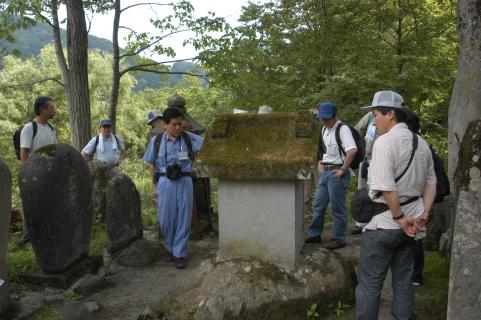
[174, 257, 187, 269]
[325, 239, 346, 250]
[412, 281, 422, 286]
[350, 226, 363, 235]
[304, 235, 322, 243]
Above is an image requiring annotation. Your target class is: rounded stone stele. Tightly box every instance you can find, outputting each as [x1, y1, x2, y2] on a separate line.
[19, 143, 94, 273]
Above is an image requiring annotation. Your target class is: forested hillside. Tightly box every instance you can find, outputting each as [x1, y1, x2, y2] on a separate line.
[1, 22, 205, 90]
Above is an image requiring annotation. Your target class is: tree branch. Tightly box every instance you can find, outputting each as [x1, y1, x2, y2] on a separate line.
[119, 28, 192, 59]
[0, 77, 64, 89]
[121, 2, 173, 13]
[120, 66, 209, 82]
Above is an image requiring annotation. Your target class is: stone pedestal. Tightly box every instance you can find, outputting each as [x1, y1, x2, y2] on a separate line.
[218, 179, 304, 270]
[0, 160, 12, 315]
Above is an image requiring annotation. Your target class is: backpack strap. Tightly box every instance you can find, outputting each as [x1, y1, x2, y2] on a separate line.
[31, 121, 38, 140]
[154, 132, 164, 162]
[373, 131, 418, 199]
[93, 135, 100, 152]
[181, 131, 194, 161]
[335, 123, 346, 159]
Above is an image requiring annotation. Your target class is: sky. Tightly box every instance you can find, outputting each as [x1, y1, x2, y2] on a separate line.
[63, 0, 265, 62]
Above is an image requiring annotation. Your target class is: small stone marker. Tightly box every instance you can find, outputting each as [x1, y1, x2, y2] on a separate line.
[105, 173, 143, 252]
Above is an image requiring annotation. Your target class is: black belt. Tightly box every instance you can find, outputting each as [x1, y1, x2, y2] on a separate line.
[322, 164, 343, 171]
[158, 172, 191, 177]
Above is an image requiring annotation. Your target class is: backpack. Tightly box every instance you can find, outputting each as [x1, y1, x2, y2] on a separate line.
[93, 134, 120, 153]
[430, 145, 450, 203]
[154, 131, 194, 162]
[12, 121, 54, 160]
[317, 123, 365, 170]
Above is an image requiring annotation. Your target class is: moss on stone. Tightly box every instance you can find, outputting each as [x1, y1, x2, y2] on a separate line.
[197, 111, 319, 180]
[454, 120, 481, 188]
[34, 144, 57, 156]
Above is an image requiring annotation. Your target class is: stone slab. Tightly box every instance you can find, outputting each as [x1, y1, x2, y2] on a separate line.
[218, 179, 304, 270]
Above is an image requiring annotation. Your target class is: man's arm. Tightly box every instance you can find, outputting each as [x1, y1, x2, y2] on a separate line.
[20, 148, 29, 164]
[334, 148, 357, 179]
[81, 152, 93, 161]
[415, 183, 437, 229]
[383, 190, 416, 237]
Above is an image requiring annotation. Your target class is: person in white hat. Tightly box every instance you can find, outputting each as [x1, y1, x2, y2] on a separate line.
[258, 105, 273, 114]
[81, 119, 125, 167]
[355, 90, 437, 320]
[146, 110, 164, 138]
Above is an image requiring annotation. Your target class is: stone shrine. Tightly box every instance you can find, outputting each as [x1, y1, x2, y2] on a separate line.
[196, 111, 317, 269]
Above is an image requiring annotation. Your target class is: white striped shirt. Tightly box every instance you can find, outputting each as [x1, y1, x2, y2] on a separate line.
[364, 123, 436, 230]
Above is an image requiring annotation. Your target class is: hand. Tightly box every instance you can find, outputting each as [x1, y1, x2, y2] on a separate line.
[151, 184, 158, 203]
[397, 216, 416, 237]
[317, 162, 325, 173]
[414, 211, 429, 231]
[333, 169, 345, 180]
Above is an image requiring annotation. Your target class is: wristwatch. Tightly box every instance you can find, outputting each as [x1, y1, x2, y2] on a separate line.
[393, 213, 404, 220]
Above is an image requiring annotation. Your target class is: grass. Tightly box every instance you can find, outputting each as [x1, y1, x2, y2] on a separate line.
[7, 236, 37, 282]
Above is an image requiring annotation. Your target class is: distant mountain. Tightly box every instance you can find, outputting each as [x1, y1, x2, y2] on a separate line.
[1, 22, 206, 90]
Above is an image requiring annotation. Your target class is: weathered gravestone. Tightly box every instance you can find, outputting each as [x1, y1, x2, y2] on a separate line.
[196, 111, 317, 270]
[19, 143, 94, 273]
[105, 173, 143, 252]
[87, 160, 118, 221]
[0, 160, 12, 316]
[447, 120, 481, 320]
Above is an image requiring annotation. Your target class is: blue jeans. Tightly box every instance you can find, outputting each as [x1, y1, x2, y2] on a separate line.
[308, 170, 350, 243]
[356, 229, 415, 320]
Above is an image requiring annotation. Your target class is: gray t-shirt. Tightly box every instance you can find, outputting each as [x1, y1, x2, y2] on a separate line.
[20, 121, 57, 151]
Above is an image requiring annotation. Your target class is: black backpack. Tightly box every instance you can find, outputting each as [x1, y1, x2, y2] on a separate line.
[12, 121, 54, 160]
[317, 123, 365, 170]
[154, 131, 194, 162]
[430, 145, 450, 203]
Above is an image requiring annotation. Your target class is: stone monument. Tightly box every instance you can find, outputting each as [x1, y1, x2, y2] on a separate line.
[0, 160, 12, 315]
[196, 111, 317, 269]
[105, 173, 143, 252]
[447, 120, 481, 319]
[19, 143, 94, 273]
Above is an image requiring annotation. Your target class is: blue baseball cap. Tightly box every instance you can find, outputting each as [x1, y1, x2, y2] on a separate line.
[99, 119, 112, 127]
[316, 102, 337, 119]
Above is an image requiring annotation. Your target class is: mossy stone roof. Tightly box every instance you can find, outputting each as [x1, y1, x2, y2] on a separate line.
[196, 111, 318, 180]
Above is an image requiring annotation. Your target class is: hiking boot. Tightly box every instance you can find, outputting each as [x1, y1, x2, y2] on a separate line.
[164, 252, 174, 262]
[350, 226, 363, 235]
[304, 235, 322, 243]
[325, 239, 346, 250]
[174, 257, 187, 269]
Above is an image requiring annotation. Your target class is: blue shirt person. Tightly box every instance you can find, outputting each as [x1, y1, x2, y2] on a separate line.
[143, 107, 203, 269]
[81, 119, 126, 167]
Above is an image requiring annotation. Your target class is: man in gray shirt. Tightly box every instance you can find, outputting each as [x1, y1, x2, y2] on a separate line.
[20, 96, 57, 164]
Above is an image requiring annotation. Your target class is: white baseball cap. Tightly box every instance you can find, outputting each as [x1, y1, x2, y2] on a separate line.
[362, 90, 405, 110]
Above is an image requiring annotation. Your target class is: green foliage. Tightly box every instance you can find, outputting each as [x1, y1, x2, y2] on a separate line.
[200, 0, 456, 143]
[7, 238, 37, 282]
[64, 290, 83, 301]
[306, 303, 320, 319]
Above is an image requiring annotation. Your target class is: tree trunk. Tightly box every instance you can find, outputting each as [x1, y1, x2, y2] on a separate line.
[66, 0, 91, 150]
[109, 0, 121, 133]
[447, 0, 481, 178]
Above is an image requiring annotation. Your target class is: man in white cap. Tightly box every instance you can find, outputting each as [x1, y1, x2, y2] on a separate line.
[81, 119, 125, 167]
[355, 90, 437, 320]
[146, 110, 164, 138]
